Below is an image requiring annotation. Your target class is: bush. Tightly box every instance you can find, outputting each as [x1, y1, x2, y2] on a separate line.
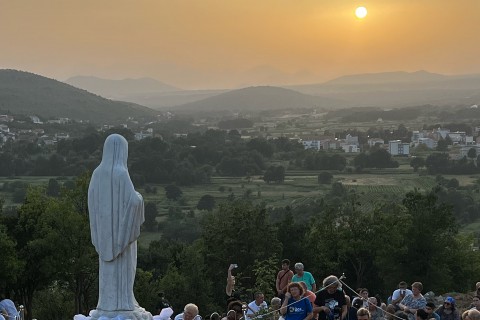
[318, 172, 333, 184]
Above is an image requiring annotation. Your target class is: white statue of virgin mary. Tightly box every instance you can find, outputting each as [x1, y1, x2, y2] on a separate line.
[88, 134, 147, 317]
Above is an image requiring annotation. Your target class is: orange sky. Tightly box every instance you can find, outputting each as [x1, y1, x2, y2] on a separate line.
[1, 0, 479, 89]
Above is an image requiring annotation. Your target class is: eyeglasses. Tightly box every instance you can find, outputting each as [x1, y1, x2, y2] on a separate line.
[444, 302, 451, 305]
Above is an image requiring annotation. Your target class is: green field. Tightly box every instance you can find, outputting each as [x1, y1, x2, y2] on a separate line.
[2, 170, 480, 248]
[0, 171, 476, 210]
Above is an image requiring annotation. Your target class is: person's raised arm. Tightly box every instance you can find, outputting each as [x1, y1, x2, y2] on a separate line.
[280, 292, 291, 315]
[226, 264, 235, 296]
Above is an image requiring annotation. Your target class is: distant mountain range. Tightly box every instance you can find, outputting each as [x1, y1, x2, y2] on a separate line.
[3, 69, 480, 121]
[287, 70, 480, 108]
[171, 86, 344, 111]
[66, 70, 480, 111]
[323, 70, 447, 85]
[0, 70, 157, 122]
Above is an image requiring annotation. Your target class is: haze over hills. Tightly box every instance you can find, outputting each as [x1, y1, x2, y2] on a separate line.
[64, 70, 480, 111]
[66, 75, 179, 99]
[110, 89, 228, 109]
[287, 71, 480, 108]
[323, 70, 447, 85]
[171, 86, 344, 111]
[0, 70, 158, 123]
[66, 75, 228, 109]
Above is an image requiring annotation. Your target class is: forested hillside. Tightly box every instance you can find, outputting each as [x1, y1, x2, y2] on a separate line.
[0, 69, 158, 122]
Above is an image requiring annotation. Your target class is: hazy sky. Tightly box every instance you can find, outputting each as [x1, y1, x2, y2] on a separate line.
[1, 0, 480, 89]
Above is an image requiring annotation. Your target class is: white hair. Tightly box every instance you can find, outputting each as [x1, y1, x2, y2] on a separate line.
[294, 262, 304, 270]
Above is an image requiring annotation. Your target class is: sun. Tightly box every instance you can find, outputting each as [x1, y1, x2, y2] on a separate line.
[355, 6, 368, 19]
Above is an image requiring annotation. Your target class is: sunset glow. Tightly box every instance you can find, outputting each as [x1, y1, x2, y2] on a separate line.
[355, 6, 368, 19]
[1, 1, 480, 89]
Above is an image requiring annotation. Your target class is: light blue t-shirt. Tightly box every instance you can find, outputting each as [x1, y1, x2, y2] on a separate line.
[0, 300, 17, 320]
[291, 271, 315, 290]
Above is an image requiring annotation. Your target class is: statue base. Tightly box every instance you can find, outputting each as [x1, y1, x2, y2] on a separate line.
[74, 307, 153, 320]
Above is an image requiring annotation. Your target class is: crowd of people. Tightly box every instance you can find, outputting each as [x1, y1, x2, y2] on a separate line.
[157, 260, 480, 320]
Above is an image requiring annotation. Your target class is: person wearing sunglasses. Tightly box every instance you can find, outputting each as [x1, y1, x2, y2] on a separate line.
[435, 297, 459, 320]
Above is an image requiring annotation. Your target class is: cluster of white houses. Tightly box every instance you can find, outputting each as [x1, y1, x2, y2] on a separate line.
[301, 135, 411, 156]
[301, 128, 480, 159]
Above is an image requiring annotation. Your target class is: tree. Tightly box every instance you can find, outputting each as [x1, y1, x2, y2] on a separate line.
[410, 157, 425, 172]
[425, 153, 450, 174]
[46, 178, 61, 197]
[468, 148, 477, 160]
[369, 149, 398, 168]
[0, 224, 20, 288]
[42, 188, 98, 316]
[165, 185, 183, 201]
[155, 240, 216, 313]
[330, 182, 347, 197]
[437, 138, 448, 151]
[263, 166, 285, 184]
[201, 201, 281, 303]
[318, 172, 333, 184]
[144, 202, 158, 231]
[10, 187, 69, 319]
[216, 157, 247, 176]
[304, 196, 409, 291]
[247, 138, 274, 158]
[197, 194, 215, 211]
[395, 189, 467, 292]
[353, 153, 368, 170]
[133, 268, 161, 313]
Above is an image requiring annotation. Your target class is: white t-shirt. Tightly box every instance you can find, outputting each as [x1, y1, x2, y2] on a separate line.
[392, 289, 413, 303]
[246, 301, 268, 320]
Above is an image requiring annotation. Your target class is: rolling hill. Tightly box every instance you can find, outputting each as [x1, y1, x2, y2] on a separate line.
[0, 70, 158, 123]
[172, 86, 344, 111]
